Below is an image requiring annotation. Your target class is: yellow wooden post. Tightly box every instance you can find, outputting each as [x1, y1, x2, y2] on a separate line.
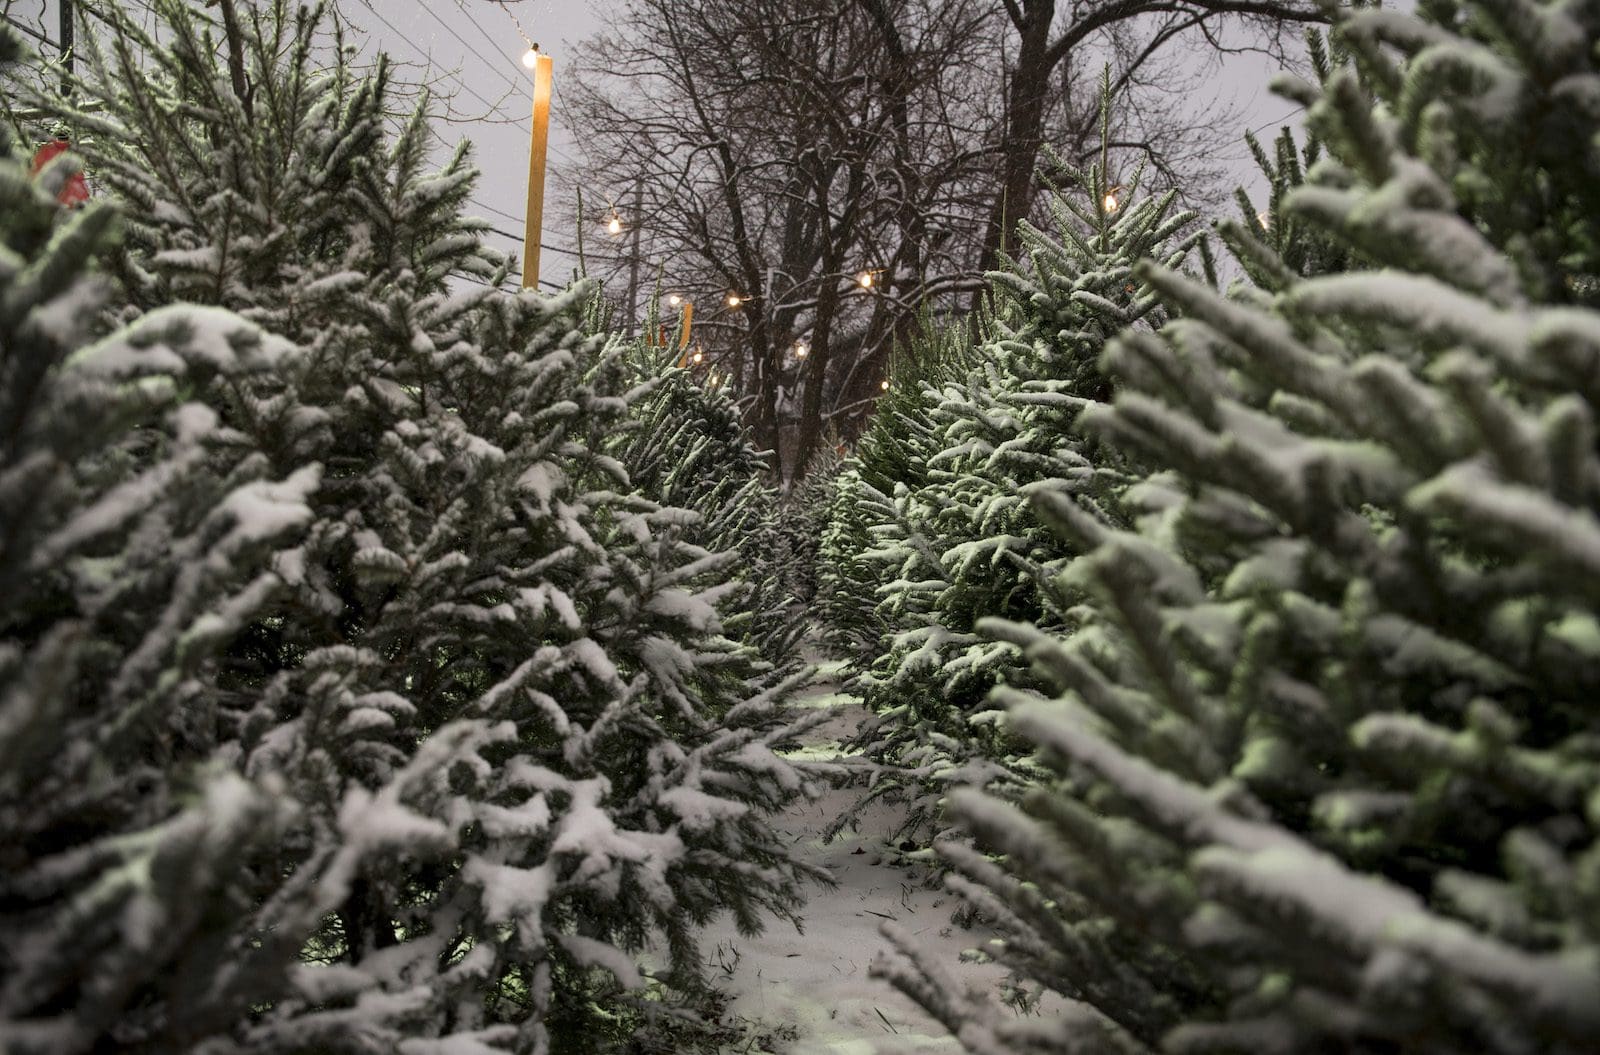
[677, 302, 694, 349]
[522, 52, 554, 290]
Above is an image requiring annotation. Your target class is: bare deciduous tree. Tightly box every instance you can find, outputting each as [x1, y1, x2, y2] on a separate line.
[975, 0, 1325, 272]
[565, 0, 1325, 480]
[568, 0, 993, 477]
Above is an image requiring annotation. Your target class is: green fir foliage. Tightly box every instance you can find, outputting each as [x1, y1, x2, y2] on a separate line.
[1, 5, 826, 1053]
[0, 19, 322, 1052]
[614, 343, 806, 667]
[821, 89, 1205, 840]
[875, 2, 1600, 1053]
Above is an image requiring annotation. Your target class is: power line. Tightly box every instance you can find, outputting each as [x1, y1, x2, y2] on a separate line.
[352, 2, 589, 172]
[463, 206, 628, 262]
[411, 3, 583, 166]
[451, 0, 519, 69]
[1247, 106, 1305, 138]
[458, 270, 564, 293]
[344, 6, 611, 274]
[465, 194, 526, 226]
[354, 0, 528, 129]
[413, 0, 527, 107]
[2, 12, 59, 50]
[463, 199, 592, 258]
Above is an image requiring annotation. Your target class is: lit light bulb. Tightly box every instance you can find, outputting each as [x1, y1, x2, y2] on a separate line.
[1102, 191, 1120, 213]
[858, 271, 874, 288]
[692, 348, 704, 364]
[1256, 210, 1271, 230]
[726, 293, 743, 308]
[607, 214, 623, 236]
[521, 47, 540, 69]
[794, 341, 809, 359]
[667, 294, 682, 308]
[880, 379, 890, 391]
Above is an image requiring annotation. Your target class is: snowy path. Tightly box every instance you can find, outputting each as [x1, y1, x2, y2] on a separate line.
[694, 670, 1016, 1054]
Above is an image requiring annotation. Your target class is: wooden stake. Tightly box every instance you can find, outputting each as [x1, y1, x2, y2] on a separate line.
[522, 53, 554, 290]
[678, 302, 694, 349]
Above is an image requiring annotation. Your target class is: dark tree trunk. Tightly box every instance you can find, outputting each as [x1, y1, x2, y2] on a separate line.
[338, 875, 396, 964]
[858, 0, 930, 364]
[212, 0, 253, 118]
[981, 0, 1056, 275]
[793, 155, 866, 478]
[794, 268, 844, 479]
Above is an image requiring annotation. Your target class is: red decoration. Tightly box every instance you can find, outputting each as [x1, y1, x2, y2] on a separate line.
[30, 140, 90, 207]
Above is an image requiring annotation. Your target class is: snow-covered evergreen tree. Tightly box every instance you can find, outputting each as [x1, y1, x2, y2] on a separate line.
[615, 346, 804, 668]
[815, 322, 964, 661]
[5, 5, 827, 1052]
[775, 438, 842, 609]
[0, 22, 327, 1052]
[825, 112, 1204, 839]
[877, 4, 1600, 1053]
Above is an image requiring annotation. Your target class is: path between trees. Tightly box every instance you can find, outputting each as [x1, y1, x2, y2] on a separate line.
[693, 666, 1021, 1054]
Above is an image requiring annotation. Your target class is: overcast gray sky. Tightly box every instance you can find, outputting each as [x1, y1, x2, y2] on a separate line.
[18, 0, 1304, 289]
[344, 1, 1303, 292]
[334, 1, 1302, 290]
[342, 0, 608, 286]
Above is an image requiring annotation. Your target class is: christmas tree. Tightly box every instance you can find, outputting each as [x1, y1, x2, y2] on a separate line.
[3, 4, 827, 1051]
[825, 99, 1206, 840]
[816, 321, 967, 661]
[0, 20, 324, 1051]
[876, 2, 1600, 1052]
[615, 344, 805, 669]
[775, 438, 844, 609]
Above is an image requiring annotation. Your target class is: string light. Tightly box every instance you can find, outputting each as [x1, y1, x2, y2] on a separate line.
[667, 293, 683, 308]
[880, 379, 890, 391]
[858, 271, 874, 288]
[1102, 186, 1122, 214]
[726, 293, 744, 308]
[691, 346, 704, 364]
[521, 44, 540, 69]
[606, 210, 623, 236]
[1256, 210, 1271, 230]
[794, 340, 809, 359]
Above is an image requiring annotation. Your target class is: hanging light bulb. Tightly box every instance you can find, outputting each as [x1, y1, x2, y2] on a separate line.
[726, 293, 743, 308]
[521, 45, 540, 69]
[880, 379, 890, 391]
[606, 212, 623, 236]
[667, 293, 683, 308]
[1102, 187, 1121, 214]
[794, 340, 809, 359]
[858, 271, 874, 289]
[1256, 210, 1271, 230]
[692, 347, 704, 364]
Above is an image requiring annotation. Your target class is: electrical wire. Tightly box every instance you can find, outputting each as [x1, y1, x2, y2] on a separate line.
[2, 11, 58, 49]
[418, 119, 616, 260]
[353, 0, 528, 128]
[451, 0, 518, 70]
[462, 199, 630, 262]
[437, 1, 584, 167]
[346, 5, 625, 277]
[413, 0, 527, 104]
[1247, 105, 1305, 138]
[446, 0, 585, 165]
[354, 3, 592, 173]
[455, 270, 564, 292]
[464, 194, 527, 226]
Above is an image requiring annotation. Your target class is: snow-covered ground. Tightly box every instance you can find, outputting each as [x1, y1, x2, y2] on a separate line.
[695, 668, 1024, 1054]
